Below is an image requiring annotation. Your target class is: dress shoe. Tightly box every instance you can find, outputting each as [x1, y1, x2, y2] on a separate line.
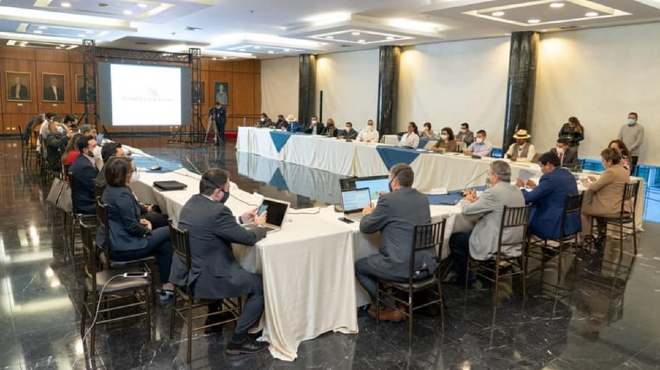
[367, 306, 405, 322]
[225, 337, 269, 356]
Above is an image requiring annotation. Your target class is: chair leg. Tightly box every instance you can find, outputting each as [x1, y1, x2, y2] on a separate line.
[619, 223, 624, 262]
[438, 282, 445, 334]
[169, 292, 177, 339]
[90, 295, 97, 357]
[521, 253, 527, 304]
[493, 263, 500, 307]
[146, 286, 153, 342]
[407, 289, 413, 343]
[186, 298, 193, 365]
[555, 242, 563, 296]
[633, 224, 638, 255]
[375, 280, 380, 326]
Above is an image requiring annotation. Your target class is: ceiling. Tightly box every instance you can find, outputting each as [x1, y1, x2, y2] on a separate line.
[1, 0, 660, 58]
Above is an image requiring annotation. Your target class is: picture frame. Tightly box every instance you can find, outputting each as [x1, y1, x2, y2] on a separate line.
[6, 71, 31, 102]
[42, 73, 66, 102]
[75, 74, 96, 103]
[214, 81, 229, 105]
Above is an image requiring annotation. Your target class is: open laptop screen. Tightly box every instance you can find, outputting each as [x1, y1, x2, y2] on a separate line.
[355, 176, 390, 200]
[261, 198, 288, 227]
[341, 188, 372, 213]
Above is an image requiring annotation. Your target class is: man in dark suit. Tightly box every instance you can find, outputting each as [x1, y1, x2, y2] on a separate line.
[69, 135, 98, 215]
[304, 116, 325, 135]
[517, 151, 580, 240]
[341, 122, 358, 140]
[10, 76, 29, 100]
[170, 168, 269, 355]
[208, 101, 227, 144]
[551, 137, 579, 170]
[355, 163, 435, 321]
[43, 76, 64, 102]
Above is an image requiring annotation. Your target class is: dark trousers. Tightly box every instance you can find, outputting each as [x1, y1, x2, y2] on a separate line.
[207, 273, 263, 341]
[631, 156, 639, 175]
[215, 119, 226, 141]
[355, 256, 399, 306]
[110, 226, 172, 284]
[143, 211, 168, 229]
[449, 231, 473, 284]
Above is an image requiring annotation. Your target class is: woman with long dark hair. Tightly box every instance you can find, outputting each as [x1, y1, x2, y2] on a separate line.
[558, 116, 584, 148]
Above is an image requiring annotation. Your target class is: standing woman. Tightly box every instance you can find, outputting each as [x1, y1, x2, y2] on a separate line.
[558, 116, 584, 150]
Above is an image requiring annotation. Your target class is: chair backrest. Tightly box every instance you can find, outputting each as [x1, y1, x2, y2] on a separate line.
[79, 218, 99, 290]
[560, 193, 583, 238]
[620, 181, 640, 216]
[95, 184, 105, 200]
[497, 205, 530, 254]
[96, 199, 109, 249]
[169, 221, 192, 286]
[409, 220, 446, 281]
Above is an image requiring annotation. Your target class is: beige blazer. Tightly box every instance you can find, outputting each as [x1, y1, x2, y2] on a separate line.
[582, 164, 630, 217]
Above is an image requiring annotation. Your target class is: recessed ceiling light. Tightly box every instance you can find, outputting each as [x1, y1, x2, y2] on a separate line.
[492, 11, 505, 17]
[33, 30, 43, 34]
[123, 9, 133, 15]
[357, 39, 366, 44]
[527, 18, 541, 24]
[585, 11, 598, 17]
[267, 50, 274, 54]
[38, 25, 47, 30]
[351, 31, 360, 36]
[137, 3, 148, 8]
[254, 45, 261, 49]
[386, 36, 395, 41]
[78, 33, 86, 37]
[550, 2, 565, 8]
[61, 2, 71, 8]
[326, 35, 334, 39]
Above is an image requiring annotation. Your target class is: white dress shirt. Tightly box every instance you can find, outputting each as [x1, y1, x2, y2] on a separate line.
[399, 132, 420, 148]
[358, 128, 379, 143]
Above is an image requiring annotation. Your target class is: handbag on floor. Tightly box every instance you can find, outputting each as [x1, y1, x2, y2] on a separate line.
[56, 182, 73, 213]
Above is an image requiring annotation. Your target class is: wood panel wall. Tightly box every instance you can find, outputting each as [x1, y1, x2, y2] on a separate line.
[0, 45, 261, 135]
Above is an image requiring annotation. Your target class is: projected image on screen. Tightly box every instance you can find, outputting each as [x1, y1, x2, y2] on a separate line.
[110, 64, 182, 126]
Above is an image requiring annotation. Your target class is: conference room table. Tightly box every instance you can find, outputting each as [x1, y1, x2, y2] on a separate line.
[124, 145, 461, 361]
[236, 127, 645, 228]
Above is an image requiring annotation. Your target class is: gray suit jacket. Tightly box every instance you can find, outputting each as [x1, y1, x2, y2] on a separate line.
[462, 182, 525, 260]
[170, 194, 266, 299]
[359, 187, 436, 278]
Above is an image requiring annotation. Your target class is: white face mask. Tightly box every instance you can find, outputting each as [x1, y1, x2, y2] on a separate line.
[627, 118, 637, 126]
[476, 137, 484, 144]
[461, 128, 468, 133]
[440, 134, 448, 140]
[312, 120, 317, 125]
[367, 125, 374, 131]
[260, 118, 265, 122]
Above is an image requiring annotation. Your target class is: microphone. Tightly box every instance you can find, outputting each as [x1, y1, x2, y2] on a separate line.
[184, 156, 202, 175]
[463, 169, 490, 191]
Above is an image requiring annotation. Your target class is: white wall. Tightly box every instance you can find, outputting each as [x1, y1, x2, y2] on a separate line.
[398, 37, 511, 146]
[260, 56, 299, 119]
[533, 23, 660, 164]
[316, 49, 379, 130]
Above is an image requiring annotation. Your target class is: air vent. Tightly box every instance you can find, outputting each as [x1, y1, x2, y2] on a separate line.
[185, 26, 203, 31]
[559, 25, 579, 30]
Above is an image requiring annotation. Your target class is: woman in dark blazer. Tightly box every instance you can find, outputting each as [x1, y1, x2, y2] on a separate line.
[102, 157, 174, 298]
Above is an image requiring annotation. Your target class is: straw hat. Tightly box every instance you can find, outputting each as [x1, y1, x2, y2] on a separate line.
[513, 129, 531, 139]
[286, 114, 296, 122]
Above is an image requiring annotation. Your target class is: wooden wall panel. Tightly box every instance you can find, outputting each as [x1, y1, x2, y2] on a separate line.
[0, 46, 261, 136]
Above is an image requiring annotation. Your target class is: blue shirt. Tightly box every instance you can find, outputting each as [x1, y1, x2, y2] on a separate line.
[467, 140, 492, 157]
[287, 121, 302, 133]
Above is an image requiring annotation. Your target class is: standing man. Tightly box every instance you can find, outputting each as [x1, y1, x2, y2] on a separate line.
[208, 101, 227, 145]
[618, 112, 644, 174]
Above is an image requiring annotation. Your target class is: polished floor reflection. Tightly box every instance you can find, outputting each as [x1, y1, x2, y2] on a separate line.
[2, 137, 660, 370]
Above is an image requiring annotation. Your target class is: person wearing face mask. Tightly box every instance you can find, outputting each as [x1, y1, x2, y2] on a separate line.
[324, 118, 338, 138]
[342, 122, 358, 140]
[515, 152, 579, 241]
[456, 122, 475, 147]
[257, 113, 272, 128]
[608, 139, 631, 174]
[448, 161, 525, 286]
[506, 129, 536, 162]
[69, 135, 99, 215]
[357, 119, 379, 143]
[275, 114, 288, 130]
[432, 127, 458, 153]
[580, 148, 630, 241]
[45, 120, 69, 173]
[170, 168, 269, 355]
[618, 112, 644, 174]
[305, 115, 325, 135]
[420, 122, 434, 139]
[101, 157, 174, 302]
[399, 121, 420, 148]
[355, 164, 434, 322]
[464, 130, 492, 157]
[551, 137, 578, 170]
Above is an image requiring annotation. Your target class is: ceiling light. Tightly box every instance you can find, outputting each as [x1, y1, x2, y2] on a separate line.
[222, 56, 228, 59]
[212, 57, 217, 60]
[550, 2, 564, 8]
[326, 35, 334, 39]
[210, 32, 322, 50]
[492, 11, 505, 17]
[38, 25, 47, 30]
[238, 48, 245, 52]
[386, 18, 445, 33]
[137, 3, 148, 8]
[60, 2, 71, 7]
[585, 11, 598, 17]
[0, 6, 134, 31]
[527, 18, 541, 24]
[302, 11, 351, 26]
[386, 36, 395, 41]
[357, 39, 366, 44]
[123, 9, 132, 15]
[283, 48, 290, 52]
[351, 31, 360, 36]
[267, 50, 274, 54]
[254, 45, 261, 49]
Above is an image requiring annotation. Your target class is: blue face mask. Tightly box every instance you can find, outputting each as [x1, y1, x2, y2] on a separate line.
[627, 119, 637, 126]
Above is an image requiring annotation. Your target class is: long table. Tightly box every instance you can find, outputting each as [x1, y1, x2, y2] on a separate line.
[126, 145, 460, 361]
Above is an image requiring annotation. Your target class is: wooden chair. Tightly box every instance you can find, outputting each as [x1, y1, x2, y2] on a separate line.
[596, 181, 640, 258]
[168, 221, 241, 364]
[375, 220, 447, 341]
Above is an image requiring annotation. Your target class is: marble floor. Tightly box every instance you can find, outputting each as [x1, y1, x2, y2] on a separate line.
[1, 137, 660, 370]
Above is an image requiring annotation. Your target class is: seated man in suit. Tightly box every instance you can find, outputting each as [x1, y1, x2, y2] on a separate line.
[516, 152, 579, 240]
[341, 122, 358, 140]
[170, 168, 269, 356]
[69, 135, 98, 215]
[355, 164, 435, 322]
[551, 137, 578, 170]
[449, 161, 525, 284]
[304, 115, 325, 135]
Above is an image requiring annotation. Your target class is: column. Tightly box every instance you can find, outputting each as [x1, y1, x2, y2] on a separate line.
[298, 54, 316, 127]
[377, 45, 401, 135]
[503, 31, 539, 150]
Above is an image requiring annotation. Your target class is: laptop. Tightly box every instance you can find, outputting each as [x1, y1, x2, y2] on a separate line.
[355, 176, 390, 201]
[341, 188, 372, 222]
[257, 198, 290, 233]
[153, 180, 187, 191]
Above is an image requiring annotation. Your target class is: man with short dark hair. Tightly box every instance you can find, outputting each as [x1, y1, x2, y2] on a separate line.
[69, 135, 98, 215]
[208, 101, 227, 145]
[342, 122, 358, 140]
[551, 137, 578, 169]
[516, 152, 579, 240]
[464, 129, 492, 157]
[456, 122, 474, 147]
[355, 163, 434, 321]
[170, 168, 269, 355]
[95, 143, 124, 189]
[618, 112, 644, 174]
[305, 115, 325, 135]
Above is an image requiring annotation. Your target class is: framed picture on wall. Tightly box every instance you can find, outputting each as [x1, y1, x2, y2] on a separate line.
[42, 73, 65, 102]
[75, 74, 96, 103]
[214, 81, 229, 105]
[192, 81, 204, 104]
[6, 71, 31, 102]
